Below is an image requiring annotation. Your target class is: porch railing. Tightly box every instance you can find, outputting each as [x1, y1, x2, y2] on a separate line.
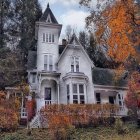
[45, 100, 57, 105]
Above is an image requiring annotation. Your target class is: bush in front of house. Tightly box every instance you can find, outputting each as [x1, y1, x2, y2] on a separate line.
[40, 104, 118, 140]
[0, 107, 18, 131]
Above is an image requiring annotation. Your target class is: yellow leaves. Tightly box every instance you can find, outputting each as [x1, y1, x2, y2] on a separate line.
[16, 82, 29, 95]
[95, 0, 139, 63]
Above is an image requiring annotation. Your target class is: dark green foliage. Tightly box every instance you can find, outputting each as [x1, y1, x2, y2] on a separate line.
[13, 0, 42, 59]
[0, 50, 25, 90]
[79, 31, 89, 49]
[0, 0, 12, 48]
[0, 0, 42, 89]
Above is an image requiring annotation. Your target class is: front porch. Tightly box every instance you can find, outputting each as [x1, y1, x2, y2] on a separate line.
[36, 72, 61, 111]
[94, 88, 128, 116]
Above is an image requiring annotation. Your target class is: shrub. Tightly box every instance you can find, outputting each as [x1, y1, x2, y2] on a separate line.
[0, 107, 18, 131]
[40, 104, 118, 139]
[114, 118, 129, 135]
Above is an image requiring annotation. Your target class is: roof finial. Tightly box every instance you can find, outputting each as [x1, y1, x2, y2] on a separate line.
[47, 3, 50, 8]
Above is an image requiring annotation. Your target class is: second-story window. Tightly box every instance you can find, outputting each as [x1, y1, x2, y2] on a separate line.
[43, 33, 55, 43]
[32, 73, 36, 83]
[71, 56, 79, 72]
[44, 55, 53, 71]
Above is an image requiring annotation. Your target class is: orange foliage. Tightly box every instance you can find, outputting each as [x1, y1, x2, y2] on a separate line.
[26, 99, 36, 121]
[0, 91, 19, 131]
[125, 71, 140, 109]
[95, 0, 140, 63]
[40, 104, 118, 128]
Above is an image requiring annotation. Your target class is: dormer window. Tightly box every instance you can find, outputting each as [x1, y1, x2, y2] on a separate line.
[42, 33, 55, 43]
[71, 56, 79, 72]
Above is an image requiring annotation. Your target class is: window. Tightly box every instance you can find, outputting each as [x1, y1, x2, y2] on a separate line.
[46, 33, 49, 42]
[72, 84, 85, 104]
[49, 33, 51, 42]
[79, 84, 84, 94]
[75, 57, 79, 72]
[73, 84, 77, 93]
[44, 55, 48, 70]
[43, 33, 45, 42]
[49, 55, 53, 71]
[71, 56, 79, 72]
[44, 55, 53, 71]
[32, 73, 36, 83]
[67, 85, 70, 104]
[42, 33, 55, 43]
[67, 85, 69, 95]
[96, 93, 101, 104]
[118, 94, 123, 106]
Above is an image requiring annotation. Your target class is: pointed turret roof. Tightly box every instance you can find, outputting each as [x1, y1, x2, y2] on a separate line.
[40, 3, 58, 24]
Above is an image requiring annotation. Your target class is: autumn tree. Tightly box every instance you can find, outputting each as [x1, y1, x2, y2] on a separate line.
[0, 91, 19, 131]
[80, 0, 140, 66]
[125, 72, 140, 120]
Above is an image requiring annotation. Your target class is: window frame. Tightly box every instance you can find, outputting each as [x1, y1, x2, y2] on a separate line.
[70, 56, 80, 72]
[32, 73, 36, 83]
[72, 83, 85, 104]
[44, 54, 53, 71]
[42, 33, 55, 43]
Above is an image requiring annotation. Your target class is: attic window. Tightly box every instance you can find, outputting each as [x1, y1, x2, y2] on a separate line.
[71, 56, 79, 72]
[42, 33, 55, 43]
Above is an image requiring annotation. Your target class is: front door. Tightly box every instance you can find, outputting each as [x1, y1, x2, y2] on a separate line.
[109, 96, 114, 104]
[45, 88, 51, 100]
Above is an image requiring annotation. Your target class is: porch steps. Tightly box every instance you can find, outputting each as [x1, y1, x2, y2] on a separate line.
[30, 114, 40, 128]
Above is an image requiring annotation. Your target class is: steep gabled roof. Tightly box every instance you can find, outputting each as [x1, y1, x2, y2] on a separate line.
[40, 3, 58, 24]
[58, 34, 94, 67]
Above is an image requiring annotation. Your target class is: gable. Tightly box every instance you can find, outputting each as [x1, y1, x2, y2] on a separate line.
[58, 34, 94, 67]
[40, 3, 58, 24]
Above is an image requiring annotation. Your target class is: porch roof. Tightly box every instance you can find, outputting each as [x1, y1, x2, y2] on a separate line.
[92, 68, 128, 87]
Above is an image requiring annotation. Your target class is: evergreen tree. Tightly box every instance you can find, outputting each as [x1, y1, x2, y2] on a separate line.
[79, 31, 89, 49]
[86, 33, 120, 68]
[0, 0, 11, 48]
[12, 0, 42, 61]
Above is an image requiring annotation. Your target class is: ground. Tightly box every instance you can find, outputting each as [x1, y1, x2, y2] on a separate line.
[1, 124, 140, 140]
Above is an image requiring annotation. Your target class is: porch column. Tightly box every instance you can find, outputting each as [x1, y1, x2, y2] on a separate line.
[70, 80, 73, 104]
[84, 84, 87, 104]
[57, 84, 60, 104]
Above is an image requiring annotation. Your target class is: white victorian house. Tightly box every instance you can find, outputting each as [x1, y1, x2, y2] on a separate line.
[27, 4, 128, 127]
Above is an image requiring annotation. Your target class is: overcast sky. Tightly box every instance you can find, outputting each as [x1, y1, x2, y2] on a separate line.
[38, 0, 89, 40]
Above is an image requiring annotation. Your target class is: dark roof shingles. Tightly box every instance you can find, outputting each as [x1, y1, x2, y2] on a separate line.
[40, 4, 58, 24]
[92, 68, 128, 87]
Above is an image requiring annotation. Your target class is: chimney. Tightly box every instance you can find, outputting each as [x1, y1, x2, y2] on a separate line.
[62, 39, 67, 46]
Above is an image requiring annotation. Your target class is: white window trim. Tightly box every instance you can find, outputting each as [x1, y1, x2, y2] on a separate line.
[70, 56, 80, 72]
[117, 93, 124, 107]
[44, 54, 54, 71]
[72, 83, 85, 104]
[42, 33, 55, 43]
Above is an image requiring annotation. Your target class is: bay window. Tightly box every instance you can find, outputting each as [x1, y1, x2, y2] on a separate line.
[72, 84, 85, 104]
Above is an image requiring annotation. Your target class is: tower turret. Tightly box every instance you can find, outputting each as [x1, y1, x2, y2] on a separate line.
[35, 3, 62, 71]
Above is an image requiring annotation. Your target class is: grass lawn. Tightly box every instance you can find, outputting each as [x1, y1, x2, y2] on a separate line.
[0, 124, 140, 140]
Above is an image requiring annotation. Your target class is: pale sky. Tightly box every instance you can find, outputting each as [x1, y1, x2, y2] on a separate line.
[38, 0, 90, 39]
